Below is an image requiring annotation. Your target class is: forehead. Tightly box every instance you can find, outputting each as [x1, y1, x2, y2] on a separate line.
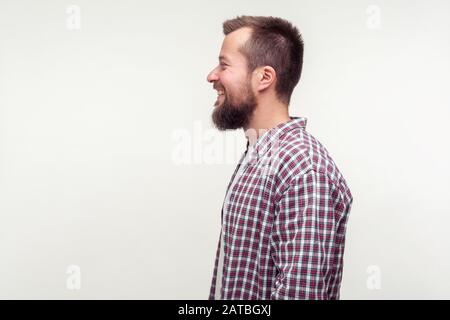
[219, 27, 252, 63]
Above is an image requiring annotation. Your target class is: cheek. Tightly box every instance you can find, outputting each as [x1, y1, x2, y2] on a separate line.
[221, 72, 247, 95]
[222, 80, 238, 94]
[220, 72, 237, 88]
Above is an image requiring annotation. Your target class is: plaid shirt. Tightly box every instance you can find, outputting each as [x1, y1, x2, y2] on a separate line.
[209, 116, 353, 300]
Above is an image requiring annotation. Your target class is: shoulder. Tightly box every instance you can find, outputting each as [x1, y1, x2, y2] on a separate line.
[274, 128, 350, 199]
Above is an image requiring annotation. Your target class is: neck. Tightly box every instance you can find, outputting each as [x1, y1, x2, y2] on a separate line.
[243, 99, 291, 146]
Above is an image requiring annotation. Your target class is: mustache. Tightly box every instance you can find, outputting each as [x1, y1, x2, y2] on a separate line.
[213, 84, 225, 91]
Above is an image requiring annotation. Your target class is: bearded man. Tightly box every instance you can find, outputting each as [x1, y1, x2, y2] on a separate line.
[206, 15, 353, 300]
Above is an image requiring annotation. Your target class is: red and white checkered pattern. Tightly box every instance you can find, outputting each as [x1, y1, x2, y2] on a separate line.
[209, 117, 353, 299]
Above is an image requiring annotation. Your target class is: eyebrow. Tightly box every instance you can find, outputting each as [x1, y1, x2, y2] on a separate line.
[219, 55, 231, 63]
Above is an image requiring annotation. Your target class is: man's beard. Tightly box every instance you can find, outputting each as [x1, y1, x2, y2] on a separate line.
[211, 82, 257, 131]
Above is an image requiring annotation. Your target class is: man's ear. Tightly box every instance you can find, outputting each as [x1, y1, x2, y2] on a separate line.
[255, 66, 276, 91]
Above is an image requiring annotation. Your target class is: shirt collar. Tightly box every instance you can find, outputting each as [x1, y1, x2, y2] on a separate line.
[244, 116, 308, 162]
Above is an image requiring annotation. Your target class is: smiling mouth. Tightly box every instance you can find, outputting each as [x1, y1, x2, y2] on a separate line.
[214, 94, 224, 107]
[214, 89, 225, 105]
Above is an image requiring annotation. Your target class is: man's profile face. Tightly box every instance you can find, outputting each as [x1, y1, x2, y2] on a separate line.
[207, 27, 257, 131]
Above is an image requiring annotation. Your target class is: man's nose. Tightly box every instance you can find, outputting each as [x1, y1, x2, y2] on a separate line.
[207, 67, 219, 83]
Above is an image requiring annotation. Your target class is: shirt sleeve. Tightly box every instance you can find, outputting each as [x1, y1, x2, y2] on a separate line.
[270, 169, 347, 299]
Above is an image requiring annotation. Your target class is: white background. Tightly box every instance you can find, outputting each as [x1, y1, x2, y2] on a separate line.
[1, 0, 449, 299]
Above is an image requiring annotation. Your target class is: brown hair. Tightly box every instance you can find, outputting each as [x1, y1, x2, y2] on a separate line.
[223, 15, 304, 105]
